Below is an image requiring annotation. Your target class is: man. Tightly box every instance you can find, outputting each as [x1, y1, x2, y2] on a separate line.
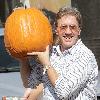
[19, 6, 98, 100]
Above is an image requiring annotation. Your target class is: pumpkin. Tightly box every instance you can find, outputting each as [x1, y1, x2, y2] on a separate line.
[4, 8, 53, 58]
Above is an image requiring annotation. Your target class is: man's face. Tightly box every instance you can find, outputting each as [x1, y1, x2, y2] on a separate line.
[56, 15, 81, 51]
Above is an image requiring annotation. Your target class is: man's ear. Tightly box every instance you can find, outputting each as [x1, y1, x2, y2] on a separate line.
[78, 29, 81, 35]
[56, 28, 59, 35]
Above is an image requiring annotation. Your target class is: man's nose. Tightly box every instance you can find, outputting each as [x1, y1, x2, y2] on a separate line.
[65, 27, 72, 34]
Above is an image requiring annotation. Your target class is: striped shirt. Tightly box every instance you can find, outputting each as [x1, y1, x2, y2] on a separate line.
[28, 39, 98, 100]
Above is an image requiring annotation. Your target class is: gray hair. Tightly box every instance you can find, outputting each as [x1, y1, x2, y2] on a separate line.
[55, 6, 82, 29]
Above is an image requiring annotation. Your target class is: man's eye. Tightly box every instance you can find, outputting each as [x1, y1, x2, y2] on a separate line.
[70, 25, 76, 29]
[61, 26, 67, 29]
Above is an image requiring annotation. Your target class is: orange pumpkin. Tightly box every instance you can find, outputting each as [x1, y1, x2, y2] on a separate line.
[4, 8, 53, 58]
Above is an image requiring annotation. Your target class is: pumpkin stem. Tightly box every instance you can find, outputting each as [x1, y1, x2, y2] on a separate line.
[25, 5, 27, 9]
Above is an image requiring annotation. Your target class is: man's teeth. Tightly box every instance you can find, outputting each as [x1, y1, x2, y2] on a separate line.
[63, 36, 73, 39]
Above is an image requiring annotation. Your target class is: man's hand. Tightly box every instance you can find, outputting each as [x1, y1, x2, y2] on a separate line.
[23, 88, 32, 99]
[23, 83, 44, 100]
[27, 45, 51, 67]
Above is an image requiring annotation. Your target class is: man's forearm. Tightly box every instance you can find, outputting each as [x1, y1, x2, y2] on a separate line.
[20, 65, 30, 88]
[19, 58, 30, 88]
[45, 65, 59, 87]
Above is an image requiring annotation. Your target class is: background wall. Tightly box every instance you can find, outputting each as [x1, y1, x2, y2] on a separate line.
[29, 0, 71, 13]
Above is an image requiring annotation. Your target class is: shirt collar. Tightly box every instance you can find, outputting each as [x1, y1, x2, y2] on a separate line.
[56, 39, 82, 56]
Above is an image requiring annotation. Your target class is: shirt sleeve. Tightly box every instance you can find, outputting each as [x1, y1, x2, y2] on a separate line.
[54, 52, 98, 99]
[28, 61, 44, 89]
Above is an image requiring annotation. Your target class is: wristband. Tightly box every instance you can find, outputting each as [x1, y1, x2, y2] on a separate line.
[45, 65, 51, 70]
[43, 65, 51, 74]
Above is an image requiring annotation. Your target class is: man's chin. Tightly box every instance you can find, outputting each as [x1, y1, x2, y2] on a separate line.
[62, 43, 73, 49]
